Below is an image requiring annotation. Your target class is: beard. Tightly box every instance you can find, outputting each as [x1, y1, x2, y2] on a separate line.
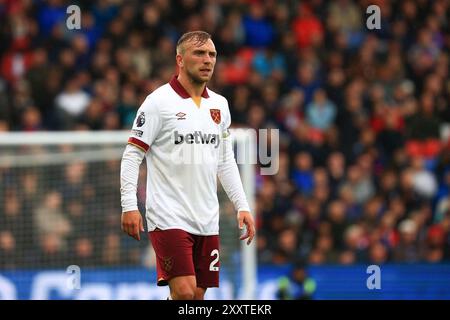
[186, 68, 212, 85]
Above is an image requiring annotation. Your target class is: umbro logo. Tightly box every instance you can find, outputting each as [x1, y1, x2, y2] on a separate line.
[176, 112, 186, 120]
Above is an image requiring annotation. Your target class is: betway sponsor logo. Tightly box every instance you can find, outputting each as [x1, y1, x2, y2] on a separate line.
[174, 130, 220, 149]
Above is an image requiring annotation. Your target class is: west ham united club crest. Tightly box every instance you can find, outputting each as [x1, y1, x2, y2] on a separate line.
[163, 256, 173, 271]
[136, 112, 145, 127]
[210, 109, 221, 124]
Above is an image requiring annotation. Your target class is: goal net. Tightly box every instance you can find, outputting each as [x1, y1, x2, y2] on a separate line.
[0, 130, 256, 300]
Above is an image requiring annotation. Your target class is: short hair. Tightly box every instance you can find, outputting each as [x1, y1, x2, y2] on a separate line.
[176, 31, 211, 54]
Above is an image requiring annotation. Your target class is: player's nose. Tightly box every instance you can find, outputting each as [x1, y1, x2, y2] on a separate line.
[203, 55, 213, 65]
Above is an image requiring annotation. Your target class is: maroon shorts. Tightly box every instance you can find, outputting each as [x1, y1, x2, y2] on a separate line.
[148, 228, 220, 288]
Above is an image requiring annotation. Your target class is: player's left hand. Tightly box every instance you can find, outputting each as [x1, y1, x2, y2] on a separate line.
[237, 211, 255, 245]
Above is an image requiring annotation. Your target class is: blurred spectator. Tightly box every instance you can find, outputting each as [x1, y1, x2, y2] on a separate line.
[327, 0, 363, 49]
[368, 242, 389, 264]
[55, 76, 91, 129]
[0, 189, 27, 262]
[276, 259, 317, 300]
[0, 231, 17, 269]
[292, 3, 324, 49]
[251, 45, 286, 81]
[408, 28, 441, 77]
[20, 106, 43, 131]
[375, 108, 405, 160]
[343, 224, 368, 263]
[340, 164, 375, 206]
[117, 83, 139, 127]
[37, 0, 67, 37]
[273, 228, 299, 264]
[305, 89, 336, 131]
[72, 235, 97, 267]
[410, 157, 438, 199]
[291, 62, 321, 106]
[33, 191, 69, 265]
[423, 224, 446, 263]
[292, 152, 314, 196]
[393, 219, 420, 263]
[34, 233, 69, 268]
[242, 3, 274, 48]
[102, 233, 122, 266]
[327, 200, 349, 251]
[405, 93, 443, 159]
[26, 48, 52, 116]
[79, 98, 103, 130]
[61, 161, 87, 200]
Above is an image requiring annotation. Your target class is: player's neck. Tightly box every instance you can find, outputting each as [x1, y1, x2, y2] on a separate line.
[177, 74, 206, 98]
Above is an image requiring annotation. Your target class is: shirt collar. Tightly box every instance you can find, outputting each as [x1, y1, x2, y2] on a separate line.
[169, 75, 209, 99]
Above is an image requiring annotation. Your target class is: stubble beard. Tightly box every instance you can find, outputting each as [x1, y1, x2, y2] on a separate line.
[186, 68, 212, 85]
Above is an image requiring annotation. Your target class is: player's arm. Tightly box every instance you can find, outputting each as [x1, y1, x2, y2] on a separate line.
[120, 96, 162, 241]
[217, 104, 255, 245]
[120, 144, 145, 241]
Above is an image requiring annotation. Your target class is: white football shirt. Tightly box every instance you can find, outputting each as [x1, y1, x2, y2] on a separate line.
[122, 76, 250, 235]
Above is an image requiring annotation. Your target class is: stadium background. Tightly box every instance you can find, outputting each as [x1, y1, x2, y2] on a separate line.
[0, 0, 450, 299]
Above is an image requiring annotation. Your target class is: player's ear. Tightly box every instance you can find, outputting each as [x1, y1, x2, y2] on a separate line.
[176, 54, 183, 68]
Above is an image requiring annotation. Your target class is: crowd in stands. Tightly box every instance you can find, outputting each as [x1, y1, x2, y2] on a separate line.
[0, 0, 449, 269]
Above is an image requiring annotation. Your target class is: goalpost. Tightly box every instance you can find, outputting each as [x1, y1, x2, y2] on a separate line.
[0, 129, 257, 300]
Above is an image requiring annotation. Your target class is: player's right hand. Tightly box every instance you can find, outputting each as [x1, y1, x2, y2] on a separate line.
[121, 210, 144, 241]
